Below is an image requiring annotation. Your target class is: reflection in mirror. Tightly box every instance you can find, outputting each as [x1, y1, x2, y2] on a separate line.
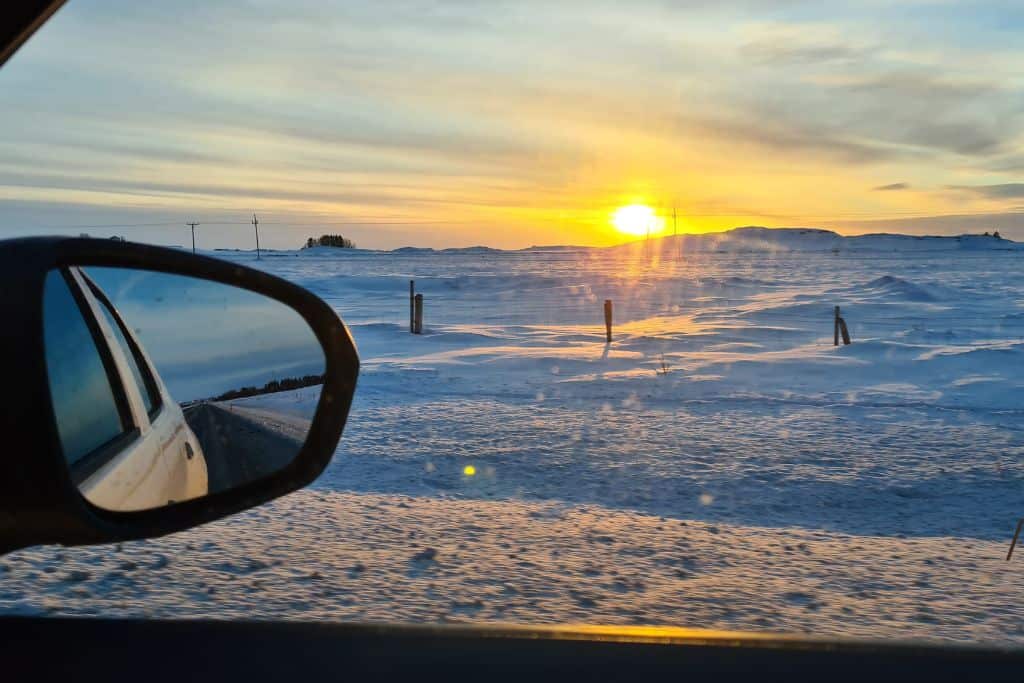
[43, 266, 326, 512]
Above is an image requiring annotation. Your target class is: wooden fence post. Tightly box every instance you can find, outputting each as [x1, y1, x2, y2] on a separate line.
[1008, 518, 1024, 560]
[414, 293, 424, 334]
[834, 306, 840, 346]
[604, 299, 613, 343]
[409, 280, 415, 333]
[834, 305, 851, 346]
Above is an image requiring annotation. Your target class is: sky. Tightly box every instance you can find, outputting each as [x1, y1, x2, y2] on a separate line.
[86, 267, 324, 401]
[3, 1, 1024, 249]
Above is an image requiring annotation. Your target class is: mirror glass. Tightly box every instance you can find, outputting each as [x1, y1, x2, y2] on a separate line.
[42, 266, 325, 512]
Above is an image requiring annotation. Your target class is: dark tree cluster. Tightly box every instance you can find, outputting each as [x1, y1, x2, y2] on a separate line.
[305, 235, 357, 249]
[212, 373, 326, 401]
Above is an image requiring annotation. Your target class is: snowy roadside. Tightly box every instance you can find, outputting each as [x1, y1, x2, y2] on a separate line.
[2, 490, 1019, 644]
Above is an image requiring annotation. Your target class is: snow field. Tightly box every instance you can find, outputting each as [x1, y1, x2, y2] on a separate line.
[5, 233, 1024, 642]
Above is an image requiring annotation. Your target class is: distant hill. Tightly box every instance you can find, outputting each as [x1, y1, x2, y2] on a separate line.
[606, 227, 1022, 254]
[281, 226, 1022, 255]
[439, 245, 504, 254]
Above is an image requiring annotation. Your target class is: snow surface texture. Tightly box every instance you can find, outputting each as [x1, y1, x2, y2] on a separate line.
[4, 230, 1024, 643]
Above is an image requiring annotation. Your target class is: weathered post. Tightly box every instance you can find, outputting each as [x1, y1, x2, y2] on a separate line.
[1008, 518, 1024, 560]
[409, 280, 415, 333]
[834, 305, 851, 346]
[414, 293, 424, 334]
[834, 306, 840, 347]
[604, 299, 613, 343]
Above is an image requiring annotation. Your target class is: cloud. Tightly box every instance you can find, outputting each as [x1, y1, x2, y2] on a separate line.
[980, 153, 1024, 173]
[873, 183, 910, 191]
[0, 170, 434, 207]
[905, 122, 1003, 156]
[949, 183, 1024, 199]
[841, 72, 997, 100]
[59, 140, 229, 166]
[740, 39, 871, 65]
[724, 69, 1017, 161]
[688, 112, 898, 164]
[824, 73, 1010, 156]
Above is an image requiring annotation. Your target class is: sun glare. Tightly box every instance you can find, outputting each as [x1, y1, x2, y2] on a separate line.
[612, 204, 664, 237]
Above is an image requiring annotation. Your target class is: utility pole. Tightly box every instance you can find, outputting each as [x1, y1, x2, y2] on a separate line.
[673, 207, 677, 236]
[252, 214, 261, 260]
[187, 222, 199, 254]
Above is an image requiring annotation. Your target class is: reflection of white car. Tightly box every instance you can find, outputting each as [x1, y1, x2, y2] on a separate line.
[63, 267, 208, 511]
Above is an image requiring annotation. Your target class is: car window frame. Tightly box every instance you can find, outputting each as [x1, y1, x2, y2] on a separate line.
[50, 267, 141, 485]
[79, 271, 164, 422]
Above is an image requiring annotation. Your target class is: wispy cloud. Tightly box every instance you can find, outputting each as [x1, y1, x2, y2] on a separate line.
[739, 23, 875, 65]
[688, 114, 897, 164]
[742, 41, 868, 65]
[949, 183, 1024, 199]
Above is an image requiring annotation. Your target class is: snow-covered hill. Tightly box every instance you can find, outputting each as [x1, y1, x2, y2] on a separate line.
[611, 227, 1022, 255]
[285, 227, 1022, 256]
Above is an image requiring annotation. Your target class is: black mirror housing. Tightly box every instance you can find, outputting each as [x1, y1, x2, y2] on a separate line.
[0, 237, 359, 553]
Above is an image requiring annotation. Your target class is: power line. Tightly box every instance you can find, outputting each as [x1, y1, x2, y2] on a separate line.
[33, 221, 185, 229]
[35, 218, 486, 230]
[254, 219, 485, 226]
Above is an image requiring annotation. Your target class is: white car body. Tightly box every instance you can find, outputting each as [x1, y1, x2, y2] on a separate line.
[68, 267, 208, 511]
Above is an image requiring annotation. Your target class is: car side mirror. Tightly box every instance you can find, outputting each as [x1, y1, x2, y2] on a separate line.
[0, 237, 359, 554]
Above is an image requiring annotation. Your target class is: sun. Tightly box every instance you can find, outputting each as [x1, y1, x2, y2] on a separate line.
[612, 204, 664, 237]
